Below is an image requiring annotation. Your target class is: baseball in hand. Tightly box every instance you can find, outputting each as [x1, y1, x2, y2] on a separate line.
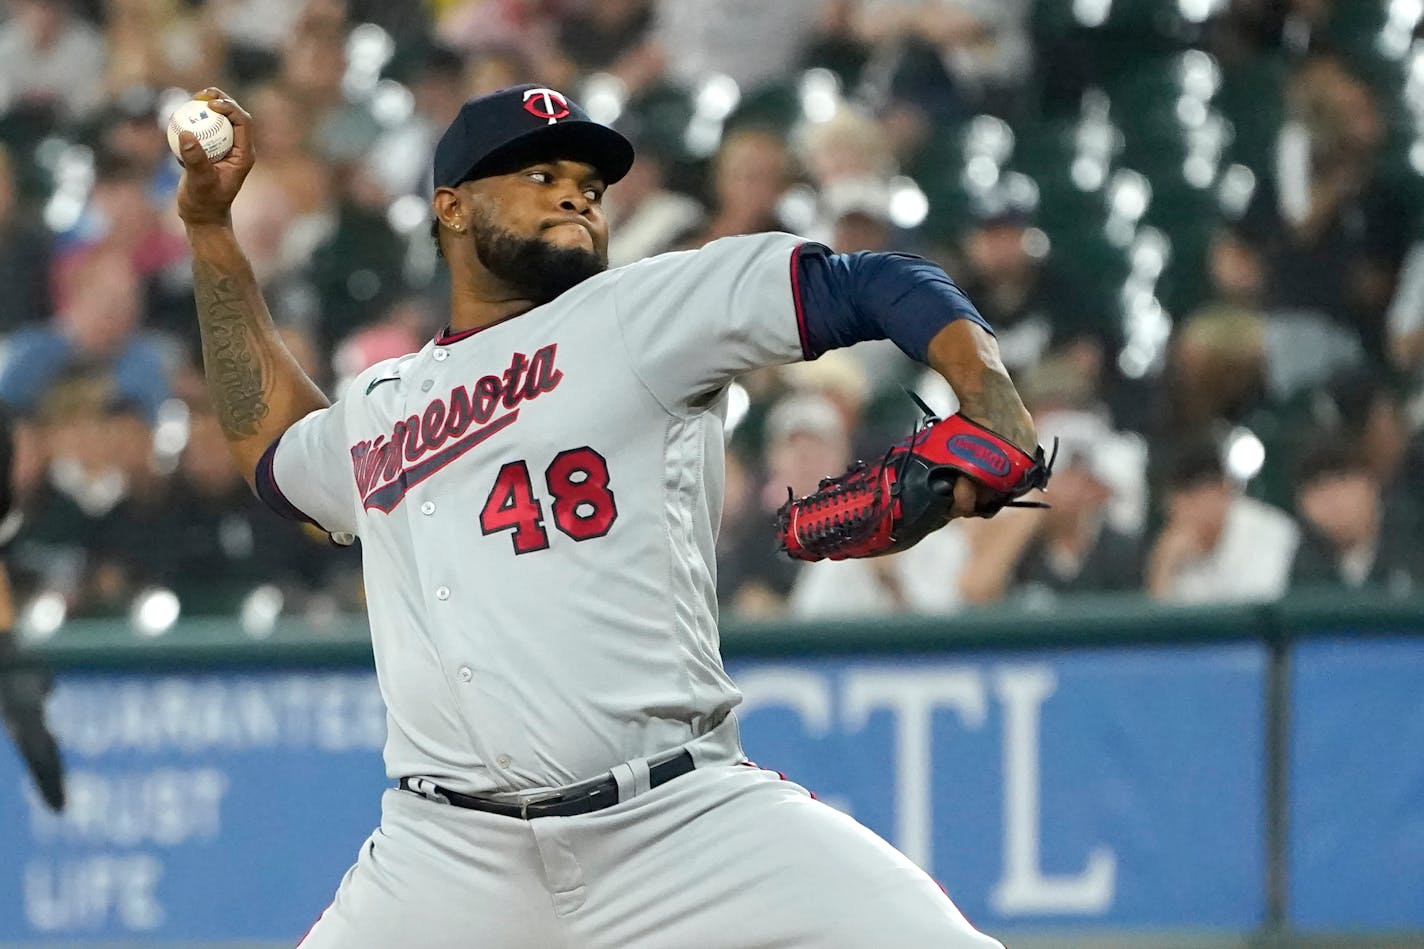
[166, 99, 234, 163]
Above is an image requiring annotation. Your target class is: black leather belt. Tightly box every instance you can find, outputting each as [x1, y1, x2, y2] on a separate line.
[399, 749, 695, 819]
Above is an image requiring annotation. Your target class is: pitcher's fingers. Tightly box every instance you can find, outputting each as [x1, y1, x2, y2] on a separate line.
[176, 130, 216, 172]
[203, 96, 250, 126]
[203, 97, 253, 153]
[950, 477, 980, 519]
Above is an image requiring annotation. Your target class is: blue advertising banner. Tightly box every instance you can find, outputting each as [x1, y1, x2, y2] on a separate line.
[728, 646, 1266, 931]
[1289, 636, 1424, 930]
[0, 646, 1266, 943]
[0, 672, 389, 943]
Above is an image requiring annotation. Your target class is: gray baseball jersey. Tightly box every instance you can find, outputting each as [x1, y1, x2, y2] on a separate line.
[282, 231, 1006, 949]
[265, 232, 807, 794]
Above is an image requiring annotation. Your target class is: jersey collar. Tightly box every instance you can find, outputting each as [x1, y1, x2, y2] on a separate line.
[435, 324, 488, 345]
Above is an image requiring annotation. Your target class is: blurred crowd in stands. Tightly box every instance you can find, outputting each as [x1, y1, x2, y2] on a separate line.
[1, 0, 1423, 633]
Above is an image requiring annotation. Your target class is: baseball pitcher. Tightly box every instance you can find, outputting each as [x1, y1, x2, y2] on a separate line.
[175, 83, 1047, 948]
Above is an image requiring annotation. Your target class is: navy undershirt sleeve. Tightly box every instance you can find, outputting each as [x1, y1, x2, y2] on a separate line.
[253, 435, 320, 528]
[793, 242, 993, 363]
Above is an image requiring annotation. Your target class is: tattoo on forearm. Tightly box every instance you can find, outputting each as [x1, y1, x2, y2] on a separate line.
[193, 260, 271, 438]
[958, 367, 1035, 449]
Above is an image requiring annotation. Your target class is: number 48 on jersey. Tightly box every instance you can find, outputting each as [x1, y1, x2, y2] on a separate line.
[479, 447, 617, 554]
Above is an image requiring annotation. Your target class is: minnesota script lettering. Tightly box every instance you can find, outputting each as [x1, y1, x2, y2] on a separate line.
[351, 344, 563, 512]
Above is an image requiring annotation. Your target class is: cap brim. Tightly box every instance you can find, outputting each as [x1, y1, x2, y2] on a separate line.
[461, 121, 635, 187]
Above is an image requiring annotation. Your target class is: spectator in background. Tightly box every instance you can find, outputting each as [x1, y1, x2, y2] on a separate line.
[603, 140, 705, 267]
[958, 419, 1143, 605]
[1209, 55, 1408, 369]
[1167, 297, 1366, 436]
[677, 127, 796, 248]
[279, 322, 330, 392]
[1308, 369, 1422, 537]
[281, 0, 382, 163]
[1211, 0, 1334, 59]
[463, 44, 540, 98]
[230, 83, 335, 286]
[0, 143, 51, 332]
[794, 104, 897, 193]
[951, 188, 1105, 385]
[1167, 303, 1268, 433]
[1146, 436, 1300, 604]
[365, 43, 469, 201]
[78, 391, 173, 616]
[852, 0, 1034, 114]
[818, 177, 895, 253]
[304, 164, 408, 352]
[761, 393, 852, 521]
[773, 393, 969, 617]
[329, 301, 428, 394]
[94, 87, 180, 201]
[213, 0, 316, 81]
[640, 0, 824, 96]
[556, 0, 654, 79]
[344, 0, 433, 47]
[2, 380, 71, 605]
[154, 399, 343, 614]
[104, 0, 225, 93]
[0, 249, 171, 422]
[6, 374, 152, 615]
[1174, 55, 1397, 435]
[1385, 237, 1424, 377]
[789, 101, 903, 253]
[717, 445, 798, 618]
[55, 148, 192, 338]
[1290, 437, 1423, 595]
[57, 148, 181, 271]
[0, 0, 106, 122]
[800, 0, 873, 89]
[779, 349, 885, 455]
[804, 0, 1031, 161]
[437, 0, 578, 91]
[87, 91, 203, 336]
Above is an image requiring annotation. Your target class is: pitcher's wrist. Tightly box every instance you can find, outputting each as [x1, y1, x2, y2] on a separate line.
[183, 214, 234, 233]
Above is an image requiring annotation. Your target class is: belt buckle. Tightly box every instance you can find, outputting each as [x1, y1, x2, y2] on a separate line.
[518, 789, 564, 819]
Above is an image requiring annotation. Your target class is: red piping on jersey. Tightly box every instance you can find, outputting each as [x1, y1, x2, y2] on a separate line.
[435, 310, 527, 345]
[434, 323, 489, 345]
[789, 242, 814, 361]
[738, 760, 815, 800]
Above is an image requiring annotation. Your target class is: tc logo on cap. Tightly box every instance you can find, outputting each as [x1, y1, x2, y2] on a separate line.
[523, 88, 571, 125]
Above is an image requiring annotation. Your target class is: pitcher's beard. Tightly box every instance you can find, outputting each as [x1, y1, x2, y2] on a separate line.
[471, 213, 607, 305]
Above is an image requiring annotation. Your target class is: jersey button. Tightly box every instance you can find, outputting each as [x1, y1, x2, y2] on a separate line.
[420, 501, 436, 515]
[435, 585, 450, 601]
[495, 755, 512, 768]
[457, 666, 472, 683]
[433, 348, 449, 362]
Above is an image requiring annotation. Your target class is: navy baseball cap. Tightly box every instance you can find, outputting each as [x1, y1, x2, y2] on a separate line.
[433, 84, 635, 190]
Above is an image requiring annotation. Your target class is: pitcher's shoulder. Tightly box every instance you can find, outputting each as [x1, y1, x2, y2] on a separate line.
[607, 232, 812, 288]
[624, 232, 809, 268]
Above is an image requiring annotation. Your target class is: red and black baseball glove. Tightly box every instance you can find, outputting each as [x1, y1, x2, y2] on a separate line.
[775, 400, 1053, 562]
